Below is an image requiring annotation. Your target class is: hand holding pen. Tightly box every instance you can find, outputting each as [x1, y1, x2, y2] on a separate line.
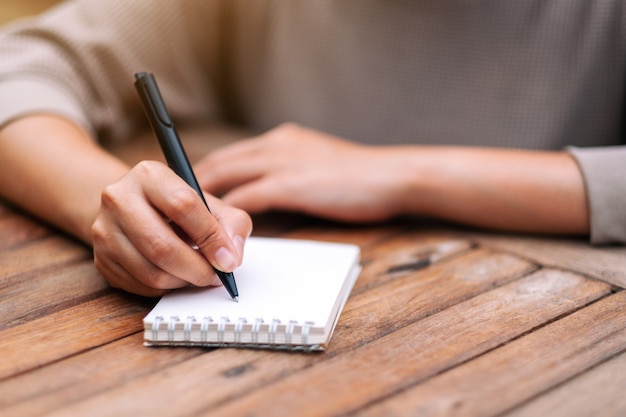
[90, 76, 251, 298]
[134, 71, 241, 301]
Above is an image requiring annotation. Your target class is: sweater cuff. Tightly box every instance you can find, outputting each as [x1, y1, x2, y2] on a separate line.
[568, 145, 626, 245]
[0, 77, 93, 135]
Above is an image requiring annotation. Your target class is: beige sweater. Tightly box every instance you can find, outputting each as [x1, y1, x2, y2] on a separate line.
[0, 0, 625, 243]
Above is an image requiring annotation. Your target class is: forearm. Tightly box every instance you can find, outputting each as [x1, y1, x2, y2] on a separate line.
[199, 124, 589, 236]
[391, 146, 589, 235]
[0, 115, 129, 243]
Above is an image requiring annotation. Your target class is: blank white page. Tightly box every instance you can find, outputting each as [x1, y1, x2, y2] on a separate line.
[144, 237, 361, 337]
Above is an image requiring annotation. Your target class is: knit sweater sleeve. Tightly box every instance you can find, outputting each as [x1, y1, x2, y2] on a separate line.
[0, 0, 223, 141]
[568, 145, 626, 244]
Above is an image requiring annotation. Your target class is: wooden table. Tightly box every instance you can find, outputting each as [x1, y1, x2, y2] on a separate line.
[2, 127, 626, 417]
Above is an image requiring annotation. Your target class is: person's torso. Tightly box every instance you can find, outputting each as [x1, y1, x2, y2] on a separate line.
[216, 0, 626, 149]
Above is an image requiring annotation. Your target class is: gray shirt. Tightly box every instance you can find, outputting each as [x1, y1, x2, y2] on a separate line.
[0, 0, 625, 243]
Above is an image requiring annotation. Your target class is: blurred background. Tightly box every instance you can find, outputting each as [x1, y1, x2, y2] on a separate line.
[1, 0, 62, 25]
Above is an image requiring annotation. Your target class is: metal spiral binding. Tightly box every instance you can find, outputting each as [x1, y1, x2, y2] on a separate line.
[252, 318, 264, 343]
[184, 316, 196, 340]
[268, 319, 281, 344]
[285, 320, 298, 344]
[152, 316, 163, 341]
[167, 316, 180, 341]
[234, 318, 247, 343]
[301, 321, 315, 345]
[217, 317, 230, 343]
[200, 316, 213, 342]
[152, 314, 316, 346]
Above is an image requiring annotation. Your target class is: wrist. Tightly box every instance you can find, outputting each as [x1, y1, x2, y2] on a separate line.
[374, 146, 436, 218]
[0, 115, 129, 245]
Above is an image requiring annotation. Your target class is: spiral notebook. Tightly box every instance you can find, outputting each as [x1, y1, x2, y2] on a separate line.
[143, 237, 362, 351]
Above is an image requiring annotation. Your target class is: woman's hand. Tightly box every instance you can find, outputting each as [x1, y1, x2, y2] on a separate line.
[92, 160, 252, 297]
[195, 123, 407, 223]
[195, 123, 588, 236]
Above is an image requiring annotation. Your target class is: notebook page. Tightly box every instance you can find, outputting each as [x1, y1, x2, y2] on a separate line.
[144, 237, 361, 329]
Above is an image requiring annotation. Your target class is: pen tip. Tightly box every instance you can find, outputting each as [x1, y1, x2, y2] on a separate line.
[233, 296, 239, 303]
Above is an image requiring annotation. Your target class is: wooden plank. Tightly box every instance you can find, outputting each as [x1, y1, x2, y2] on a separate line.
[11, 248, 531, 416]
[0, 261, 110, 329]
[355, 234, 477, 292]
[0, 214, 50, 250]
[331, 248, 536, 351]
[469, 233, 626, 288]
[201, 270, 610, 417]
[33, 347, 317, 417]
[284, 225, 474, 260]
[0, 293, 152, 380]
[0, 333, 204, 417]
[357, 290, 626, 417]
[260, 225, 477, 294]
[506, 336, 626, 417]
[39, 269, 610, 417]
[0, 236, 90, 289]
[268, 226, 477, 293]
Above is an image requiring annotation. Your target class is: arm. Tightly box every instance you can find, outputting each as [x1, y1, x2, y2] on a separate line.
[0, 0, 219, 228]
[0, 115, 126, 243]
[0, 1, 251, 296]
[402, 145, 588, 235]
[197, 123, 589, 236]
[0, 115, 250, 296]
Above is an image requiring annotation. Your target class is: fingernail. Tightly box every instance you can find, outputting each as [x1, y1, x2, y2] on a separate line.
[214, 246, 237, 272]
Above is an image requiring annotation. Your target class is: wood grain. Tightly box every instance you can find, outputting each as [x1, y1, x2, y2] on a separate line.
[36, 348, 317, 417]
[0, 293, 151, 380]
[470, 233, 626, 288]
[0, 214, 50, 250]
[0, 334, 203, 417]
[331, 247, 536, 352]
[37, 268, 610, 417]
[1, 128, 625, 417]
[200, 270, 610, 417]
[506, 335, 626, 417]
[354, 232, 475, 292]
[0, 236, 90, 289]
[0, 261, 109, 329]
[358, 290, 626, 417]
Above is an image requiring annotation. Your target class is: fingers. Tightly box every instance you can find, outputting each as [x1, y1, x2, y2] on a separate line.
[219, 175, 294, 215]
[195, 123, 311, 196]
[196, 123, 361, 195]
[202, 193, 252, 258]
[195, 137, 271, 196]
[194, 123, 401, 223]
[93, 240, 185, 298]
[92, 160, 252, 296]
[139, 169, 240, 274]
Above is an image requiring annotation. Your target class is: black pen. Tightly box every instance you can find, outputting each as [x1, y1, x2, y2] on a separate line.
[134, 71, 239, 302]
